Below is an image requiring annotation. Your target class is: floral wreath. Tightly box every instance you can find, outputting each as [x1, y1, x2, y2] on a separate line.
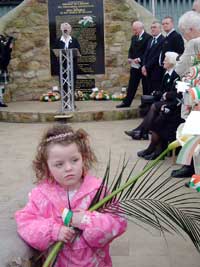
[40, 91, 61, 102]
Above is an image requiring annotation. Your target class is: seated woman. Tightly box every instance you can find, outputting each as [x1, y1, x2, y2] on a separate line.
[125, 52, 180, 140]
[137, 52, 185, 160]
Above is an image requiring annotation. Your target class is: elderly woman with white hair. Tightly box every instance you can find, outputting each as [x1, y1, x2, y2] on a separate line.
[55, 22, 81, 101]
[170, 10, 200, 178]
[130, 52, 184, 160]
[192, 0, 200, 12]
[56, 22, 81, 51]
[175, 10, 200, 77]
[126, 52, 180, 140]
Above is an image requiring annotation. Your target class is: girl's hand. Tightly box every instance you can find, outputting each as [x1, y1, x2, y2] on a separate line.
[71, 211, 85, 227]
[58, 226, 76, 243]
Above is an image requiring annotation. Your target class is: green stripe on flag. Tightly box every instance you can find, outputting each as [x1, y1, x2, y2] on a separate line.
[64, 210, 73, 226]
[195, 86, 200, 100]
[196, 187, 200, 192]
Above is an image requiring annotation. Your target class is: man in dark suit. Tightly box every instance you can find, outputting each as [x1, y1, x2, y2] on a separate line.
[116, 21, 151, 108]
[141, 21, 165, 95]
[0, 34, 14, 107]
[159, 16, 184, 67]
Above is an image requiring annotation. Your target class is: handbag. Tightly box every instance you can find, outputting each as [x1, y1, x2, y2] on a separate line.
[139, 95, 155, 117]
[141, 95, 155, 105]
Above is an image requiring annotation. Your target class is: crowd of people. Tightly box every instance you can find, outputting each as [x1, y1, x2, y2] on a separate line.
[1, 2, 199, 174]
[13, 1, 200, 266]
[116, 16, 184, 109]
[121, 1, 200, 178]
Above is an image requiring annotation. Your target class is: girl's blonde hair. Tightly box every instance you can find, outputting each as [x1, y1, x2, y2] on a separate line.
[33, 124, 97, 182]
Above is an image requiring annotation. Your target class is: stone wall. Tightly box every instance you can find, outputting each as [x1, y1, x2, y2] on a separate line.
[0, 0, 57, 101]
[0, 0, 154, 101]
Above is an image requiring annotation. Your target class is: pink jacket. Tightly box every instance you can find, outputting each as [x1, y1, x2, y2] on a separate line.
[15, 174, 127, 267]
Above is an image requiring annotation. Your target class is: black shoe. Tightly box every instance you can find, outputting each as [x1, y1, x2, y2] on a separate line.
[124, 129, 141, 137]
[141, 133, 149, 140]
[132, 131, 149, 140]
[116, 103, 130, 108]
[171, 165, 194, 178]
[185, 182, 190, 188]
[0, 102, 8, 107]
[137, 148, 153, 158]
[124, 130, 136, 137]
[131, 131, 142, 140]
[125, 129, 149, 140]
[144, 150, 164, 160]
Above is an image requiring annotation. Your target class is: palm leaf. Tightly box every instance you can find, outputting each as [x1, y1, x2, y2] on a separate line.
[100, 163, 200, 251]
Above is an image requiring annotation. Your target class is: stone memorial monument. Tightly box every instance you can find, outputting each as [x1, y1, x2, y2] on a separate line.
[0, 0, 153, 102]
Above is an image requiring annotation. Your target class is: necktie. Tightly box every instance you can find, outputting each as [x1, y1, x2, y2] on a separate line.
[164, 73, 170, 83]
[151, 37, 156, 47]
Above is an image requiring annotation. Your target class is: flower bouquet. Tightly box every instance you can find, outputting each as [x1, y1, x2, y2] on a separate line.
[40, 91, 61, 102]
[95, 90, 110, 100]
[89, 88, 111, 100]
[75, 16, 94, 39]
[75, 90, 90, 101]
[111, 92, 126, 101]
[111, 87, 127, 101]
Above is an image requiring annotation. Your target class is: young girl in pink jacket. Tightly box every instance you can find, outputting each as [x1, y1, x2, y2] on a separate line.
[15, 124, 127, 267]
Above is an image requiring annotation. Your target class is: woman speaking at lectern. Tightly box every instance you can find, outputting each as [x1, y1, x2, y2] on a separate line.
[55, 22, 81, 95]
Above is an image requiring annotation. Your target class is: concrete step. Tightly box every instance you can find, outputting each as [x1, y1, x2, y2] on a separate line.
[0, 100, 140, 123]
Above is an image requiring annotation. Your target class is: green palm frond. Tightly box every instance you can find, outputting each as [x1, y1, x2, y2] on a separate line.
[89, 154, 139, 209]
[99, 163, 200, 251]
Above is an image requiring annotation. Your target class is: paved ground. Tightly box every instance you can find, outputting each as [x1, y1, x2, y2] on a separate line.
[1, 118, 200, 266]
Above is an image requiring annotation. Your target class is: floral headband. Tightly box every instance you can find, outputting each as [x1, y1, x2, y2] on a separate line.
[46, 132, 74, 143]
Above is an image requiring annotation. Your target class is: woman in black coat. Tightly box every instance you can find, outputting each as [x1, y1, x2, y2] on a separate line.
[137, 52, 184, 160]
[54, 22, 81, 100]
[55, 23, 80, 81]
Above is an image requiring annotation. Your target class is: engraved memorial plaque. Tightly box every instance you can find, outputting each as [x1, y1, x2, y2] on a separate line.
[48, 0, 105, 75]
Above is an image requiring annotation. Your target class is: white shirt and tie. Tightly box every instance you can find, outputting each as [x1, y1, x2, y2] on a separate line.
[150, 33, 161, 48]
[163, 68, 173, 82]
